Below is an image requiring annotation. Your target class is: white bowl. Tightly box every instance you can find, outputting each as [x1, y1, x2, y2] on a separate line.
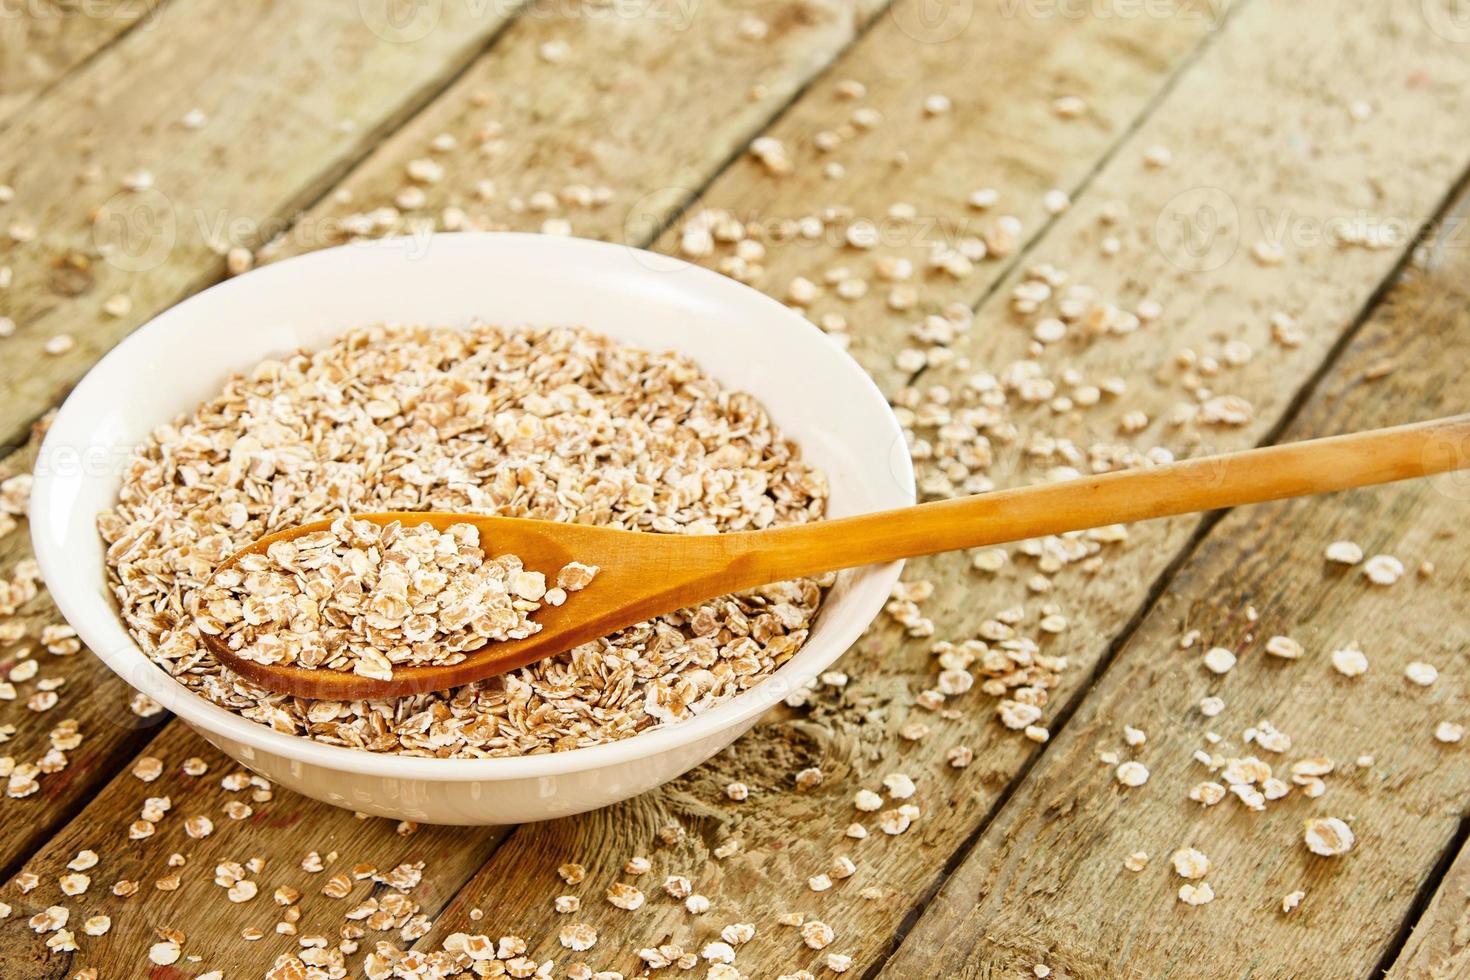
[31, 234, 914, 825]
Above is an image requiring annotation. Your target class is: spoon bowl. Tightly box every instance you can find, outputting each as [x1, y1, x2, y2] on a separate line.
[201, 511, 749, 699]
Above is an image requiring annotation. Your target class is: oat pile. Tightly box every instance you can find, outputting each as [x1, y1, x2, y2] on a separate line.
[197, 517, 599, 680]
[99, 323, 829, 755]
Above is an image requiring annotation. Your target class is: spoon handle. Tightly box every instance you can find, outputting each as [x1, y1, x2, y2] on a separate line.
[732, 413, 1470, 585]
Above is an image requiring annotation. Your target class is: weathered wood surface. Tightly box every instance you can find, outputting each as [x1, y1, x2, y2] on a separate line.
[653, 0, 1239, 395]
[383, 0, 1470, 975]
[262, 0, 893, 262]
[881, 198, 1470, 978]
[0, 0, 155, 124]
[1391, 827, 1470, 979]
[0, 0, 1467, 976]
[0, 0, 520, 453]
[0, 421, 167, 879]
[0, 722, 507, 977]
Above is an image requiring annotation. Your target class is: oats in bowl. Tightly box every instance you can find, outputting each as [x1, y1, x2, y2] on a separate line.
[195, 517, 599, 681]
[98, 323, 830, 757]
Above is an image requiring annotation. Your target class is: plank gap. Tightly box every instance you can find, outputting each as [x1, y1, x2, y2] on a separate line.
[0, 723, 163, 886]
[1375, 813, 1470, 979]
[0, 0, 173, 132]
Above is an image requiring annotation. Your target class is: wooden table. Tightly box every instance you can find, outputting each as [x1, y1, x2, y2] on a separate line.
[2, 1, 1469, 976]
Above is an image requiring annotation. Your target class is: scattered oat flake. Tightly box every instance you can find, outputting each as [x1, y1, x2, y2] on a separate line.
[1144, 144, 1173, 168]
[606, 883, 645, 911]
[44, 334, 75, 356]
[1331, 646, 1369, 677]
[1178, 881, 1215, 906]
[1115, 761, 1149, 787]
[1203, 647, 1237, 674]
[1265, 635, 1303, 659]
[1405, 661, 1438, 686]
[559, 923, 597, 951]
[1171, 848, 1211, 879]
[1303, 817, 1355, 856]
[149, 940, 182, 965]
[801, 920, 835, 950]
[1052, 95, 1086, 118]
[1363, 554, 1404, 585]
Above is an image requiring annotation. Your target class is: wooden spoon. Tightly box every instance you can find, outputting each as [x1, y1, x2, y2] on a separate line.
[200, 414, 1470, 700]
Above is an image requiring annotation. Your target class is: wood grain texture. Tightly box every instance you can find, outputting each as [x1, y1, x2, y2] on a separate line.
[0, 0, 520, 453]
[259, 0, 891, 262]
[383, 0, 1470, 975]
[1390, 828, 1470, 979]
[0, 0, 156, 124]
[0, 721, 506, 977]
[654, 0, 1239, 395]
[0, 420, 165, 878]
[0, 0, 1234, 963]
[0, 0, 1467, 977]
[879, 196, 1470, 979]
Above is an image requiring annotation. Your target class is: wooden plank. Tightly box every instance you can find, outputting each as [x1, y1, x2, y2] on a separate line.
[0, 722, 506, 977]
[388, 1, 1470, 975]
[1388, 830, 1470, 978]
[0, 420, 165, 877]
[0, 0, 155, 124]
[0, 0, 520, 453]
[879, 192, 1470, 976]
[259, 0, 892, 260]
